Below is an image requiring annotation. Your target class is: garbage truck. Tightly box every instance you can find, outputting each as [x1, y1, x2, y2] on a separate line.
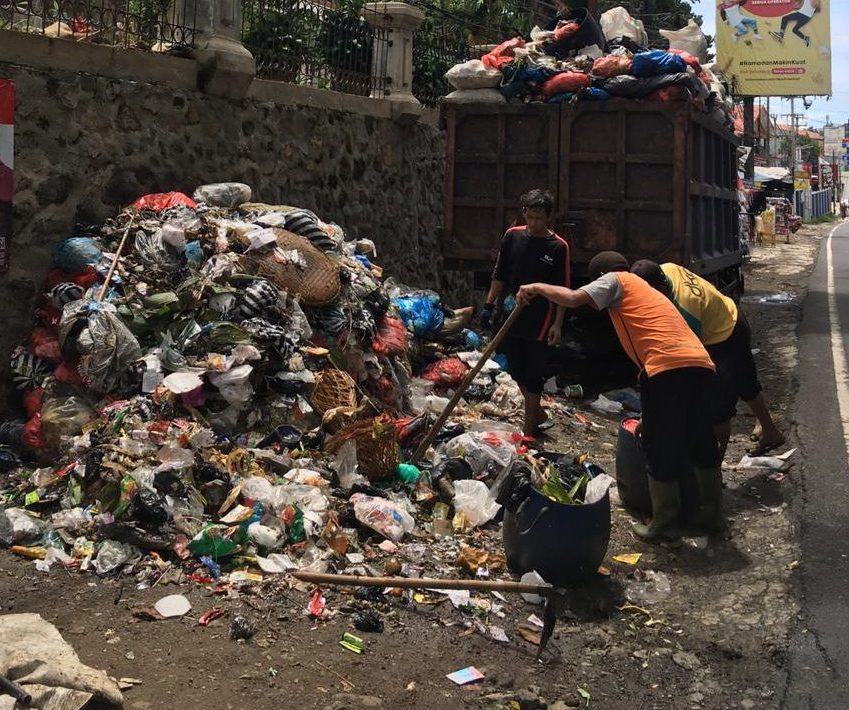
[441, 100, 744, 294]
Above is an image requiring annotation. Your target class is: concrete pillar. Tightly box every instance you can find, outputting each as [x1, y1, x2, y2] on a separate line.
[187, 0, 255, 98]
[364, 2, 424, 123]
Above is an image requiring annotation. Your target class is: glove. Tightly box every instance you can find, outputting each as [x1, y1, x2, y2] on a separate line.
[479, 303, 495, 332]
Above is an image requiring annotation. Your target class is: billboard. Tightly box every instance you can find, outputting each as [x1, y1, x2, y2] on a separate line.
[716, 0, 831, 97]
[0, 80, 11, 274]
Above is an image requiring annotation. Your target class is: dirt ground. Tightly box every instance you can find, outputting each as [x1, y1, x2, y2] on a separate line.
[0, 224, 828, 710]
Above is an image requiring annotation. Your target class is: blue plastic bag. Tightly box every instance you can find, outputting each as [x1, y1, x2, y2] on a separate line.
[392, 293, 444, 338]
[631, 51, 686, 78]
[52, 237, 102, 274]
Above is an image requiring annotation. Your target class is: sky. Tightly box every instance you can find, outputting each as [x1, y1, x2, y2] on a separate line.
[695, 0, 845, 130]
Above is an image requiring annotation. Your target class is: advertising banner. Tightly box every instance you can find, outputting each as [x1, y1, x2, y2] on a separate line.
[0, 80, 12, 274]
[716, 0, 831, 97]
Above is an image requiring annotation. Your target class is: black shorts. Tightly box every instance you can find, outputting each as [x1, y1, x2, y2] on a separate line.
[500, 335, 552, 395]
[640, 367, 719, 482]
[706, 313, 763, 424]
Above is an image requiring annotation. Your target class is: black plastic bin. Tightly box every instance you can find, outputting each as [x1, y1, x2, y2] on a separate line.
[503, 485, 611, 586]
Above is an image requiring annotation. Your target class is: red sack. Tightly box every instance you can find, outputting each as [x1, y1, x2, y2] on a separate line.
[541, 72, 592, 97]
[36, 303, 62, 329]
[23, 413, 44, 450]
[667, 48, 702, 74]
[131, 192, 197, 211]
[553, 21, 580, 42]
[420, 357, 469, 388]
[372, 316, 409, 357]
[481, 37, 525, 70]
[29, 326, 62, 363]
[592, 55, 633, 78]
[45, 266, 98, 290]
[22, 388, 44, 418]
[54, 360, 85, 386]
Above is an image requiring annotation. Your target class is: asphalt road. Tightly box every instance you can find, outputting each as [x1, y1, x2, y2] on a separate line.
[782, 220, 849, 708]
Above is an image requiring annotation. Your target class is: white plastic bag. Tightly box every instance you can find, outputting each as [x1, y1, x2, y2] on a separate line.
[192, 182, 252, 208]
[441, 432, 516, 476]
[600, 7, 648, 45]
[350, 493, 415, 542]
[444, 59, 502, 90]
[248, 522, 284, 549]
[2, 508, 43, 545]
[209, 364, 254, 407]
[453, 479, 501, 528]
[659, 20, 708, 64]
[444, 89, 506, 105]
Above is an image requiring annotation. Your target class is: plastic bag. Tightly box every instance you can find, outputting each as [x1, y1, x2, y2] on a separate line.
[41, 395, 96, 448]
[392, 292, 444, 338]
[22, 413, 44, 450]
[541, 72, 591, 97]
[453, 479, 501, 528]
[371, 316, 408, 356]
[444, 88, 506, 104]
[66, 303, 143, 393]
[420, 357, 468, 388]
[544, 7, 606, 58]
[350, 493, 415, 542]
[660, 20, 708, 64]
[1, 508, 44, 545]
[600, 7, 648, 46]
[441, 432, 516, 477]
[94, 540, 141, 574]
[445, 59, 502, 90]
[667, 48, 702, 73]
[131, 192, 197, 211]
[481, 37, 525, 70]
[52, 237, 102, 274]
[29, 326, 62, 363]
[631, 51, 686, 78]
[248, 522, 283, 549]
[592, 54, 632, 78]
[598, 73, 691, 98]
[192, 183, 252, 208]
[209, 364, 254, 407]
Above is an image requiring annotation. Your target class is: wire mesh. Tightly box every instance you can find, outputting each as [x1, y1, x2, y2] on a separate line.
[241, 0, 389, 97]
[0, 0, 197, 49]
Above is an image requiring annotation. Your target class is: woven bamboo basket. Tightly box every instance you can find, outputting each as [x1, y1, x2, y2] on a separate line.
[242, 228, 341, 307]
[310, 368, 357, 414]
[325, 414, 400, 481]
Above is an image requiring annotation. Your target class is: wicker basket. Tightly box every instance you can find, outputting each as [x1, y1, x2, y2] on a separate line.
[325, 414, 400, 481]
[242, 228, 341, 307]
[310, 368, 357, 414]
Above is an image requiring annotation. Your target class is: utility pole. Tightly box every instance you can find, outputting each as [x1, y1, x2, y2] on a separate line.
[791, 97, 798, 182]
[743, 96, 755, 181]
[766, 97, 771, 166]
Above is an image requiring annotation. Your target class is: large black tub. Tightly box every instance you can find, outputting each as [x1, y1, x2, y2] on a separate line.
[503, 484, 611, 587]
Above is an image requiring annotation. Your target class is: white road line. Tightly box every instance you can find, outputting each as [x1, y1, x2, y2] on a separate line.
[827, 223, 849, 460]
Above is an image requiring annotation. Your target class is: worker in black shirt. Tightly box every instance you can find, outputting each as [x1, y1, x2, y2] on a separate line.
[480, 189, 571, 437]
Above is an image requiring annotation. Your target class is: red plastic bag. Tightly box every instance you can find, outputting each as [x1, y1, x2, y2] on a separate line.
[553, 21, 580, 42]
[667, 48, 702, 73]
[420, 357, 469, 388]
[372, 316, 408, 357]
[45, 266, 98, 290]
[22, 388, 44, 418]
[481, 37, 525, 70]
[22, 413, 44, 450]
[648, 85, 689, 102]
[592, 55, 632, 78]
[36, 303, 63, 329]
[29, 326, 62, 363]
[54, 360, 86, 386]
[131, 192, 197, 211]
[541, 72, 592, 97]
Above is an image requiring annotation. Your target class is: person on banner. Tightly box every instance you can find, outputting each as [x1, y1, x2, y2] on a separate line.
[769, 0, 821, 48]
[718, 0, 763, 43]
[480, 189, 570, 439]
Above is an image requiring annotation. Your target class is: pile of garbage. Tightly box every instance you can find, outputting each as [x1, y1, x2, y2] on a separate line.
[0, 181, 612, 590]
[444, 5, 732, 126]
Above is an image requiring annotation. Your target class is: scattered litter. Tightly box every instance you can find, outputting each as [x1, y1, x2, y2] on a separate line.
[625, 570, 671, 605]
[738, 448, 797, 471]
[612, 553, 642, 565]
[339, 632, 365, 654]
[446, 666, 485, 685]
[229, 614, 255, 641]
[153, 594, 192, 618]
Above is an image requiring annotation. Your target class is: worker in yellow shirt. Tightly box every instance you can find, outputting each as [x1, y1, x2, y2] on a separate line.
[631, 260, 784, 459]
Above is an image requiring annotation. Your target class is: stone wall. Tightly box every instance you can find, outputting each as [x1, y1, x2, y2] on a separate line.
[0, 43, 470, 409]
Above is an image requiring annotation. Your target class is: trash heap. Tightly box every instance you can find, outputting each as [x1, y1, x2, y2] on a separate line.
[0, 182, 611, 594]
[444, 5, 733, 126]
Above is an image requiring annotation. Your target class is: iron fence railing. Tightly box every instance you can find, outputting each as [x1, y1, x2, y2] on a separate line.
[0, 0, 197, 49]
[241, 0, 389, 97]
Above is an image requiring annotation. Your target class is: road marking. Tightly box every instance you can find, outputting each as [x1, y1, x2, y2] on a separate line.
[827, 223, 849, 460]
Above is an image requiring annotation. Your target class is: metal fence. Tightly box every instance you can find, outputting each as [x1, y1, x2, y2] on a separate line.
[241, 0, 389, 97]
[0, 0, 197, 49]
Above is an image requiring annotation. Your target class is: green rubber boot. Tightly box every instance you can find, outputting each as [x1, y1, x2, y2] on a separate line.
[692, 465, 727, 535]
[634, 476, 682, 545]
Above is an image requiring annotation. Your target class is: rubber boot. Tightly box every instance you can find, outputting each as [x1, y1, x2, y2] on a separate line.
[634, 476, 682, 544]
[692, 465, 727, 535]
